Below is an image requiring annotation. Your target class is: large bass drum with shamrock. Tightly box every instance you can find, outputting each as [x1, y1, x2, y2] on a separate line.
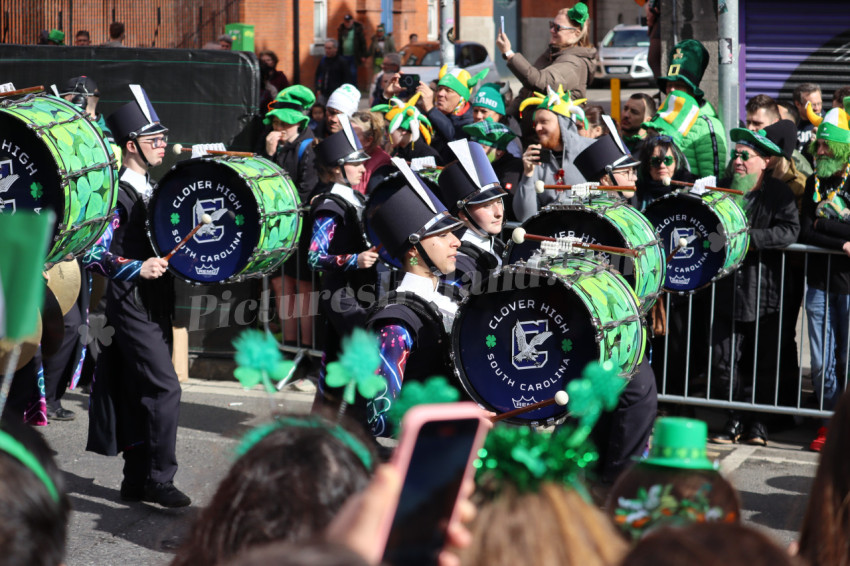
[450, 259, 645, 426]
[0, 92, 119, 263]
[147, 155, 301, 284]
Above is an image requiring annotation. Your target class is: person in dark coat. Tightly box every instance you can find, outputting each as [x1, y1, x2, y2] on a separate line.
[83, 85, 190, 508]
[708, 128, 800, 447]
[315, 39, 352, 105]
[337, 14, 367, 88]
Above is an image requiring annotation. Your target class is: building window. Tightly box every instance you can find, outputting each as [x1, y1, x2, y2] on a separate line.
[427, 0, 438, 41]
[314, 0, 328, 44]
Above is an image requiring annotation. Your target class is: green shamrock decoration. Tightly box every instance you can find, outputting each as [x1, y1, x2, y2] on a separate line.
[702, 239, 711, 250]
[235, 214, 245, 226]
[561, 338, 573, 353]
[30, 182, 43, 200]
[324, 328, 387, 405]
[565, 360, 627, 446]
[486, 334, 497, 348]
[232, 329, 294, 393]
[170, 213, 180, 225]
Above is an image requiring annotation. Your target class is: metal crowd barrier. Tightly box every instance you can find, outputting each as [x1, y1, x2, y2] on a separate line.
[260, 219, 843, 419]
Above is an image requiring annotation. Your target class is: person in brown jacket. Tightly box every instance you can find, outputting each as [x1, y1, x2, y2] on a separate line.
[497, 2, 596, 113]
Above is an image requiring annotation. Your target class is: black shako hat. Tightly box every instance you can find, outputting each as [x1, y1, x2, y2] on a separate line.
[762, 119, 797, 161]
[437, 139, 506, 216]
[61, 76, 100, 97]
[106, 84, 168, 143]
[573, 133, 639, 182]
[315, 114, 370, 166]
[366, 158, 463, 261]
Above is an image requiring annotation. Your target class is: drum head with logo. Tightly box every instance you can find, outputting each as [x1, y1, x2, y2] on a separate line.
[451, 267, 598, 425]
[643, 192, 727, 292]
[148, 160, 261, 283]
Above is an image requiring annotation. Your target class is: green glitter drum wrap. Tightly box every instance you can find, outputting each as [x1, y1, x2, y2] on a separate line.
[0, 94, 119, 263]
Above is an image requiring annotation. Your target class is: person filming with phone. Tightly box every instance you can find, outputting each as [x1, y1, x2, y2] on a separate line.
[513, 87, 594, 221]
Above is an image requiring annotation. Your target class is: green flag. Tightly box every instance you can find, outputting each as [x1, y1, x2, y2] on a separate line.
[0, 211, 54, 340]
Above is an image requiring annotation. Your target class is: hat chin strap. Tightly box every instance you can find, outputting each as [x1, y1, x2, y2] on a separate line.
[414, 242, 446, 277]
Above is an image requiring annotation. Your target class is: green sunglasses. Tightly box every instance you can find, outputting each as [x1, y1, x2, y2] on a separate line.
[650, 155, 674, 167]
[730, 149, 756, 161]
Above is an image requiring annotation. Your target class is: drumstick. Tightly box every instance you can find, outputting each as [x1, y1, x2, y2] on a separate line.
[490, 390, 569, 423]
[512, 227, 639, 258]
[662, 177, 744, 196]
[666, 237, 690, 263]
[164, 214, 212, 261]
[534, 180, 632, 193]
[0, 85, 44, 98]
[172, 144, 254, 158]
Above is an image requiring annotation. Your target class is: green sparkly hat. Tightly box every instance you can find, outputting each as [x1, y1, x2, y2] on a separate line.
[642, 417, 717, 471]
[462, 117, 516, 150]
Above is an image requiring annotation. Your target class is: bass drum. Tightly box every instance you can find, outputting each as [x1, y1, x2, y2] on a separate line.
[643, 191, 749, 293]
[504, 199, 665, 312]
[0, 93, 119, 263]
[451, 259, 645, 426]
[147, 155, 301, 284]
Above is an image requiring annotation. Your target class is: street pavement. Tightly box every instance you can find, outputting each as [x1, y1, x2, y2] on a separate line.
[41, 379, 819, 565]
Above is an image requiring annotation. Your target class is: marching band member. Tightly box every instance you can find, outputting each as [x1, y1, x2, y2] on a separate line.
[436, 139, 507, 290]
[362, 161, 464, 436]
[310, 115, 377, 395]
[83, 85, 190, 508]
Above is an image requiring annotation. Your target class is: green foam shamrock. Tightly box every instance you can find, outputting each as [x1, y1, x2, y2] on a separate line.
[565, 360, 627, 445]
[324, 328, 386, 405]
[232, 329, 294, 393]
[386, 376, 460, 431]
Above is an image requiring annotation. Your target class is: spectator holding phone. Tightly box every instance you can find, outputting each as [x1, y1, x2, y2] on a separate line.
[513, 86, 594, 221]
[497, 3, 596, 112]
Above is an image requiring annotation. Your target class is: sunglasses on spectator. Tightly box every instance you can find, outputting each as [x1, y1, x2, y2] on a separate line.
[650, 155, 674, 167]
[138, 136, 168, 148]
[549, 21, 580, 32]
[730, 149, 757, 161]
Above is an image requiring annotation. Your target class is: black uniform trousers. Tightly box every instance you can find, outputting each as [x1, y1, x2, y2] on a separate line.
[88, 300, 180, 486]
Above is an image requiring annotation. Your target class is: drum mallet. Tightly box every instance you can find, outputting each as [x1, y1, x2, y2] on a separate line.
[172, 144, 254, 158]
[0, 85, 44, 99]
[661, 177, 744, 196]
[535, 180, 633, 194]
[665, 237, 690, 264]
[163, 214, 212, 261]
[490, 390, 570, 423]
[512, 227, 639, 258]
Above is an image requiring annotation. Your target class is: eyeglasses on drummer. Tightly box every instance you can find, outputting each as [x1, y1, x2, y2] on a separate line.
[138, 135, 168, 148]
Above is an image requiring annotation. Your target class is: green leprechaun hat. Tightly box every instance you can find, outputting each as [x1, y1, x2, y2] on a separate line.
[729, 127, 783, 157]
[437, 65, 489, 105]
[643, 417, 717, 471]
[643, 90, 701, 143]
[658, 39, 709, 99]
[264, 85, 316, 128]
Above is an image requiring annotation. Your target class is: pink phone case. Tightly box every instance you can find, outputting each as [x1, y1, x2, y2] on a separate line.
[373, 402, 490, 560]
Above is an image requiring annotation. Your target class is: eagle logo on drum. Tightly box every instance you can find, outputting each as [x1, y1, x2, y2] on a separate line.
[193, 199, 228, 243]
[512, 320, 552, 369]
[0, 162, 18, 214]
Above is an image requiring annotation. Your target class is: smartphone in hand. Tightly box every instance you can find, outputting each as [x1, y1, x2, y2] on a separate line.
[537, 147, 553, 163]
[375, 403, 489, 566]
[399, 73, 420, 97]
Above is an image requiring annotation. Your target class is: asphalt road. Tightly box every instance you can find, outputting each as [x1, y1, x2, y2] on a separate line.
[41, 379, 819, 565]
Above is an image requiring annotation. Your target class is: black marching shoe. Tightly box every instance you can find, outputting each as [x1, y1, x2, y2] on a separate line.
[742, 420, 768, 446]
[119, 481, 145, 502]
[47, 407, 76, 421]
[709, 416, 743, 444]
[143, 481, 191, 508]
